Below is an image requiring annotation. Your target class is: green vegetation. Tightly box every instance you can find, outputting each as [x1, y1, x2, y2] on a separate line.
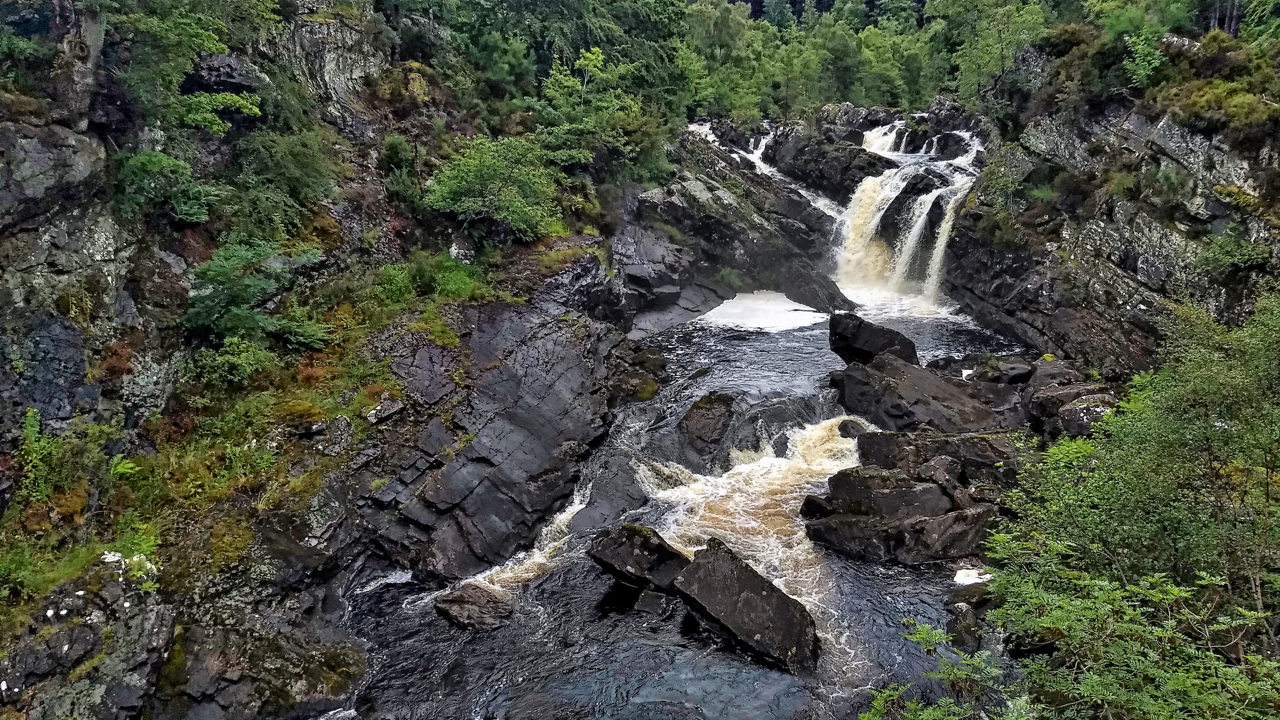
[878, 294, 1280, 718]
[423, 137, 566, 239]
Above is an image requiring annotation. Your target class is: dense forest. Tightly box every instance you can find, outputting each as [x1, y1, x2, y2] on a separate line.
[2, 0, 1280, 716]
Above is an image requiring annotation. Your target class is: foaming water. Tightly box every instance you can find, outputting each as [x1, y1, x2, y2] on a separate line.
[698, 291, 827, 332]
[924, 178, 974, 302]
[643, 417, 874, 678]
[836, 123, 981, 295]
[835, 168, 919, 286]
[888, 186, 951, 291]
[688, 122, 842, 218]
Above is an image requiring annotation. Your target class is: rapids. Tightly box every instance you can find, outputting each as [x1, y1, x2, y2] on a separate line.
[335, 120, 1018, 719]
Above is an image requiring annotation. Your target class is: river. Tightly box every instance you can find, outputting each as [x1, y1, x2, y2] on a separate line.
[335, 120, 1020, 719]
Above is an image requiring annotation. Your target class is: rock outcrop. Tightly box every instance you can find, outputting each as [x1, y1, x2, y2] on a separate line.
[763, 122, 898, 202]
[829, 311, 920, 366]
[673, 538, 820, 675]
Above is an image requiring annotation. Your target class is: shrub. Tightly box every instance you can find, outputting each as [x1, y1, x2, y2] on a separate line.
[424, 137, 566, 240]
[115, 151, 225, 224]
[380, 134, 416, 173]
[185, 337, 280, 389]
[1195, 225, 1271, 276]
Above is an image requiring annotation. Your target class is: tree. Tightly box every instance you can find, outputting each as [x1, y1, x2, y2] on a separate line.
[926, 0, 1047, 105]
[765, 0, 796, 29]
[424, 137, 566, 239]
[831, 0, 869, 29]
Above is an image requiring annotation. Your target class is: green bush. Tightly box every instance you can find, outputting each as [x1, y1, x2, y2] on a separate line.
[185, 337, 280, 389]
[424, 136, 566, 240]
[1196, 226, 1272, 276]
[380, 134, 417, 173]
[115, 151, 225, 224]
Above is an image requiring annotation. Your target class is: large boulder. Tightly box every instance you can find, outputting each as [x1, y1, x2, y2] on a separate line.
[856, 431, 1024, 488]
[830, 354, 998, 433]
[673, 538, 820, 674]
[762, 123, 897, 202]
[589, 524, 690, 592]
[807, 504, 999, 565]
[829, 312, 919, 365]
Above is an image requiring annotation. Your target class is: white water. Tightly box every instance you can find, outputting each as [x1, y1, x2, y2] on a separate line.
[835, 124, 982, 307]
[412, 118, 991, 621]
[698, 291, 827, 332]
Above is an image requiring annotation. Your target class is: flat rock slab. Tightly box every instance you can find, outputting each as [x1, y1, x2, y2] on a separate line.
[673, 538, 819, 675]
[589, 525, 690, 591]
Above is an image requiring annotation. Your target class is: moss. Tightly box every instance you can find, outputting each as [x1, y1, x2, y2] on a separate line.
[633, 377, 660, 401]
[410, 302, 460, 349]
[210, 518, 255, 571]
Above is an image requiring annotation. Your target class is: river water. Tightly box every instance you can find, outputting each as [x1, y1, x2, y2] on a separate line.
[337, 122, 1019, 719]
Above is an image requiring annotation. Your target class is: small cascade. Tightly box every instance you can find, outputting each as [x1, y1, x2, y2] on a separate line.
[924, 177, 975, 302]
[834, 123, 982, 299]
[888, 186, 949, 291]
[834, 167, 920, 286]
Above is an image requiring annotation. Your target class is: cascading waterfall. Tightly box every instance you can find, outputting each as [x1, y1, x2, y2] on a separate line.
[888, 186, 950, 291]
[924, 177, 975, 302]
[835, 167, 920, 287]
[835, 127, 982, 298]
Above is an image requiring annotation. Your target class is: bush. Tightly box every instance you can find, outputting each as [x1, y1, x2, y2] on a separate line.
[1196, 225, 1272, 276]
[185, 337, 280, 389]
[424, 136, 566, 240]
[115, 151, 225, 224]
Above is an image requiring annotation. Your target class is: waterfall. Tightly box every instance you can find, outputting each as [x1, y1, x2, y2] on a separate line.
[834, 167, 919, 287]
[834, 123, 982, 303]
[924, 177, 974, 302]
[887, 186, 949, 292]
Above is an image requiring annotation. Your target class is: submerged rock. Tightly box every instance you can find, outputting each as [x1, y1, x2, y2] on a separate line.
[434, 584, 514, 630]
[673, 538, 820, 675]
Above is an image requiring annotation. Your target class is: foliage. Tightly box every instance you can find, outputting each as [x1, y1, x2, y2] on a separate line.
[925, 0, 1048, 106]
[185, 337, 281, 389]
[1196, 225, 1272, 275]
[115, 151, 225, 224]
[988, 536, 1280, 719]
[424, 136, 566, 239]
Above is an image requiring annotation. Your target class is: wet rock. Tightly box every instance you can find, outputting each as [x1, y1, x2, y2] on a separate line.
[824, 467, 953, 520]
[673, 538, 819, 674]
[678, 392, 736, 454]
[829, 311, 919, 365]
[830, 354, 997, 434]
[571, 453, 646, 532]
[763, 123, 897, 202]
[857, 431, 1023, 488]
[434, 583, 514, 630]
[589, 524, 690, 592]
[837, 419, 867, 439]
[807, 504, 998, 565]
[710, 118, 752, 151]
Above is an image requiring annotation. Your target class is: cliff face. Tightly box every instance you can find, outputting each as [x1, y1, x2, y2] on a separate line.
[944, 101, 1279, 377]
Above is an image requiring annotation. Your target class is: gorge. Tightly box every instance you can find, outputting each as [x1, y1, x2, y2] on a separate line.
[1, 0, 1279, 718]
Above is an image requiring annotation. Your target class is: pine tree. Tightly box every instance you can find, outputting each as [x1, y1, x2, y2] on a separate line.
[801, 0, 820, 27]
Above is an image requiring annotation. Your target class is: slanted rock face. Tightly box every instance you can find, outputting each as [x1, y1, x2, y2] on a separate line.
[807, 504, 998, 565]
[829, 311, 919, 366]
[830, 354, 999, 434]
[762, 123, 898, 202]
[673, 538, 820, 675]
[0, 122, 105, 232]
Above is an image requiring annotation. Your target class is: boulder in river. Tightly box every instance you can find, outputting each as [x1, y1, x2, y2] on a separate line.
[807, 504, 998, 565]
[589, 524, 690, 591]
[673, 538, 820, 675]
[830, 354, 998, 433]
[434, 583, 514, 630]
[829, 312, 919, 366]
